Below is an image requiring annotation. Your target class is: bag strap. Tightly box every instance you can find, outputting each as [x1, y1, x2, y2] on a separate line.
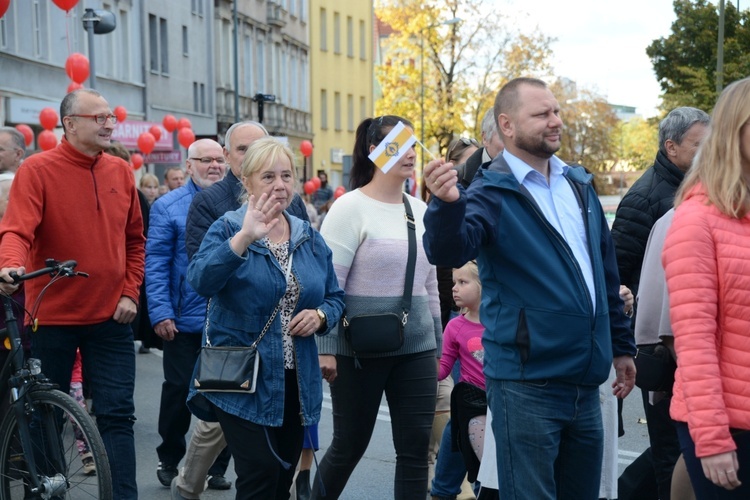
[204, 243, 294, 348]
[401, 194, 416, 325]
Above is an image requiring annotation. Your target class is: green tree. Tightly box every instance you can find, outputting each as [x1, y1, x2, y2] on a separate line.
[375, 0, 553, 157]
[647, 0, 750, 112]
[618, 117, 660, 171]
[550, 79, 620, 172]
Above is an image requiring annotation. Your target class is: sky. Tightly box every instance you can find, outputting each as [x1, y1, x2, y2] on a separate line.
[508, 0, 678, 118]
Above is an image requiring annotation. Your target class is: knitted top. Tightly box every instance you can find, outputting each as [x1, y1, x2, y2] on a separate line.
[318, 189, 442, 358]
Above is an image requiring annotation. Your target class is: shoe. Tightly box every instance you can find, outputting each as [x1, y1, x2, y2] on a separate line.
[171, 476, 190, 500]
[296, 469, 311, 500]
[138, 343, 150, 353]
[81, 453, 96, 475]
[207, 474, 232, 490]
[157, 462, 178, 487]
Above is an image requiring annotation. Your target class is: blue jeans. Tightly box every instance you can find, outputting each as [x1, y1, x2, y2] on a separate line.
[431, 419, 469, 496]
[676, 421, 750, 499]
[32, 320, 137, 500]
[486, 378, 602, 500]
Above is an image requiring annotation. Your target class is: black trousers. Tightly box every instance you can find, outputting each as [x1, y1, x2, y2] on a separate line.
[312, 350, 437, 500]
[215, 369, 304, 500]
[156, 332, 230, 474]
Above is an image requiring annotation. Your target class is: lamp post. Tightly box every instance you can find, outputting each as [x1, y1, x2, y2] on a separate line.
[420, 17, 461, 169]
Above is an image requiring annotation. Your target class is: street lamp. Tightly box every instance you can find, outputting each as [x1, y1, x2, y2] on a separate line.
[420, 17, 461, 168]
[82, 8, 116, 90]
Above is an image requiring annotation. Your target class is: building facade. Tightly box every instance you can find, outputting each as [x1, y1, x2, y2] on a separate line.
[309, 0, 373, 188]
[0, 0, 313, 181]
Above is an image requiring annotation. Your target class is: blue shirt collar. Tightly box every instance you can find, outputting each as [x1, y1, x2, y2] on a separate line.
[502, 149, 568, 186]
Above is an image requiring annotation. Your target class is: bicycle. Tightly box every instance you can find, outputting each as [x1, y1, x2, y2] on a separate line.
[0, 259, 112, 499]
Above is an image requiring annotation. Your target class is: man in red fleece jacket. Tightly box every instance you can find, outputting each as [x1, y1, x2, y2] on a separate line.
[0, 89, 145, 500]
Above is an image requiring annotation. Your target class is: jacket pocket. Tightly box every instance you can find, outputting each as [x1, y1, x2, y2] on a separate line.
[515, 308, 529, 364]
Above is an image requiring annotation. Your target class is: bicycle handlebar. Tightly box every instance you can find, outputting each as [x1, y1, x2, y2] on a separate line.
[6, 259, 85, 284]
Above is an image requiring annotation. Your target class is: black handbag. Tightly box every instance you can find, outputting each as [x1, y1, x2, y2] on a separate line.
[634, 343, 677, 392]
[194, 251, 293, 393]
[193, 303, 279, 393]
[343, 194, 416, 355]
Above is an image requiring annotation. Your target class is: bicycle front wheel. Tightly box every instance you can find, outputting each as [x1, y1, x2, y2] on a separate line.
[0, 388, 112, 499]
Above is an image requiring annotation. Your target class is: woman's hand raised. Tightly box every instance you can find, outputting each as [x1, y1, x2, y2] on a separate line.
[230, 193, 281, 255]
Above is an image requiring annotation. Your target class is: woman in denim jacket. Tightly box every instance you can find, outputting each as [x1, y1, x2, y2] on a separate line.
[187, 138, 344, 499]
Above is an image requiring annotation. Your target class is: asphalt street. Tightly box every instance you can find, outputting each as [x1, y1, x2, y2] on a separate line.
[132, 345, 650, 499]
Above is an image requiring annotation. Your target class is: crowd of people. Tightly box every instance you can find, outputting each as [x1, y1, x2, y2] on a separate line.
[0, 76, 749, 500]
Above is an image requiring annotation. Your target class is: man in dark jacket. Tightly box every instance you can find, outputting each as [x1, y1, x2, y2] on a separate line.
[455, 108, 504, 188]
[612, 106, 709, 500]
[424, 77, 636, 499]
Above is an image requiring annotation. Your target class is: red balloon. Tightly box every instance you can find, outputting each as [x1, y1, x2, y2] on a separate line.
[39, 107, 59, 131]
[67, 81, 83, 94]
[137, 132, 156, 155]
[130, 153, 144, 170]
[334, 186, 346, 199]
[0, 0, 10, 19]
[38, 130, 58, 151]
[51, 0, 79, 12]
[113, 106, 127, 123]
[311, 177, 322, 190]
[15, 124, 33, 147]
[177, 128, 195, 149]
[162, 115, 178, 133]
[149, 125, 162, 142]
[177, 118, 192, 130]
[300, 140, 313, 158]
[303, 180, 316, 195]
[65, 53, 90, 84]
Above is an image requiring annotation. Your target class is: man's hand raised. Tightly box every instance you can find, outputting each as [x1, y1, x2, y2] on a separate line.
[424, 159, 460, 203]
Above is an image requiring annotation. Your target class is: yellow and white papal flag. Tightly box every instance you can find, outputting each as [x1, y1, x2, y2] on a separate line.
[367, 121, 417, 174]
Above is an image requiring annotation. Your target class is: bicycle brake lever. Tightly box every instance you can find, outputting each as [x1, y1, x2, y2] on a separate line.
[75, 272, 90, 278]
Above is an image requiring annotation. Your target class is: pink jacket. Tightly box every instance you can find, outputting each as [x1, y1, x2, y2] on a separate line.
[663, 186, 750, 458]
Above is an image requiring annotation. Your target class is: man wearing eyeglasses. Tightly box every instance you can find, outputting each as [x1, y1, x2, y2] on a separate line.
[0, 127, 26, 174]
[145, 139, 230, 490]
[0, 88, 145, 499]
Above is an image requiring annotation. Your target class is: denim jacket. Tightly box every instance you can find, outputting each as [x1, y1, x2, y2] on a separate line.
[186, 205, 345, 426]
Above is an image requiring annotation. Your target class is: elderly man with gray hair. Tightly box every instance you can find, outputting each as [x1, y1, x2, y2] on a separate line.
[0, 127, 25, 174]
[455, 108, 505, 188]
[612, 106, 710, 500]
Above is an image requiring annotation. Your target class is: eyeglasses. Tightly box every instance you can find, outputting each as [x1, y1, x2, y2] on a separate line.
[68, 114, 118, 125]
[189, 157, 226, 165]
[446, 137, 480, 163]
[0, 146, 21, 153]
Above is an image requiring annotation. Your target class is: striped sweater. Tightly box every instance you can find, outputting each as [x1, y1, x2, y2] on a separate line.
[318, 189, 442, 357]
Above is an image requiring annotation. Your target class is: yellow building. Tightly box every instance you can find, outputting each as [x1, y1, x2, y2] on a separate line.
[309, 0, 374, 189]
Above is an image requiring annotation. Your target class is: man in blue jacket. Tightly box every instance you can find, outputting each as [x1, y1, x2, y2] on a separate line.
[146, 139, 228, 488]
[423, 77, 636, 500]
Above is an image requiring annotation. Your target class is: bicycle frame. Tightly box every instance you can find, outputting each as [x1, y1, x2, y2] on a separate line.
[0, 259, 86, 496]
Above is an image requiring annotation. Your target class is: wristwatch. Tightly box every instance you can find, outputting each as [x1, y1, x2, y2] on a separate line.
[316, 308, 327, 330]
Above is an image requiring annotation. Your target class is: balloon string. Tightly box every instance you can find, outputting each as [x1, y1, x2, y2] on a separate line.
[65, 10, 71, 56]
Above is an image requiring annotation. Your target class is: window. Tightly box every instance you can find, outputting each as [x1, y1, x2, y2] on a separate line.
[243, 34, 253, 95]
[191, 0, 204, 16]
[200, 83, 206, 113]
[334, 92, 341, 131]
[299, 0, 307, 22]
[360, 96, 367, 121]
[301, 56, 309, 111]
[194, 82, 206, 113]
[32, 0, 48, 59]
[288, 0, 295, 17]
[182, 26, 188, 56]
[321, 90, 328, 129]
[333, 12, 340, 54]
[347, 16, 353, 58]
[359, 20, 366, 60]
[160, 18, 169, 73]
[220, 19, 232, 86]
[347, 94, 354, 131]
[149, 15, 159, 72]
[119, 9, 130, 79]
[320, 9, 326, 51]
[193, 82, 199, 112]
[0, 5, 10, 50]
[149, 15, 169, 74]
[256, 36, 265, 93]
